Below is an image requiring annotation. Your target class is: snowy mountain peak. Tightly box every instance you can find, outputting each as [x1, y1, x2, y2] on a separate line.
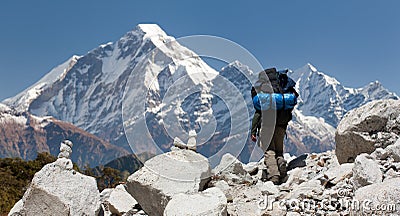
[307, 63, 318, 72]
[136, 24, 168, 37]
[222, 60, 253, 76]
[292, 63, 398, 127]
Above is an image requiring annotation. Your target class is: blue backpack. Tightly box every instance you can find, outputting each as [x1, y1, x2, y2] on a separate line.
[253, 93, 297, 111]
[252, 69, 298, 111]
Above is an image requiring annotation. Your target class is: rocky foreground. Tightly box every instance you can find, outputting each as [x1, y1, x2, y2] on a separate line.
[9, 100, 400, 216]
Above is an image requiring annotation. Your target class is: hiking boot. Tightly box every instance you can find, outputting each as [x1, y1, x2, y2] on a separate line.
[279, 175, 289, 184]
[264, 150, 280, 184]
[261, 169, 268, 182]
[276, 156, 287, 183]
[269, 175, 280, 185]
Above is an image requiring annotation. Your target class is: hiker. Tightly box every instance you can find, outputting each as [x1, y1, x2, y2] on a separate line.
[251, 68, 298, 184]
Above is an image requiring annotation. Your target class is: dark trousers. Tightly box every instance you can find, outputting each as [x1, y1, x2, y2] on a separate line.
[262, 126, 286, 180]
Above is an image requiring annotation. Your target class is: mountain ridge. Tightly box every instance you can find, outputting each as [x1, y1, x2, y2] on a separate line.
[2, 24, 399, 162]
[0, 103, 129, 167]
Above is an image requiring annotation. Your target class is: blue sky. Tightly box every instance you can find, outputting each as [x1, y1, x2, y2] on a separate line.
[0, 0, 399, 100]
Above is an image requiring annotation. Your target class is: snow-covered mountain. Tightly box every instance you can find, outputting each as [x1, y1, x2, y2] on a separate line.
[4, 24, 233, 162]
[0, 103, 128, 167]
[290, 63, 398, 127]
[3, 24, 398, 162]
[285, 63, 399, 154]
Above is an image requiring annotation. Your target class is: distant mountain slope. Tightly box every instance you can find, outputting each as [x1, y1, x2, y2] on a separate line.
[0, 103, 129, 167]
[290, 63, 398, 127]
[285, 63, 398, 154]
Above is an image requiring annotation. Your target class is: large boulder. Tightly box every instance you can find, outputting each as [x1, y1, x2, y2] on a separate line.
[126, 149, 211, 216]
[354, 177, 400, 214]
[336, 99, 400, 164]
[9, 157, 100, 216]
[164, 187, 227, 216]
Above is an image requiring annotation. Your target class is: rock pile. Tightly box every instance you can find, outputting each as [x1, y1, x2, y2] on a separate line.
[8, 99, 400, 215]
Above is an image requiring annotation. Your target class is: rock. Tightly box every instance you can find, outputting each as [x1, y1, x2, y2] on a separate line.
[286, 212, 301, 216]
[336, 99, 400, 164]
[262, 202, 287, 216]
[213, 153, 252, 184]
[324, 163, 354, 184]
[172, 137, 186, 149]
[226, 185, 265, 216]
[214, 180, 233, 202]
[164, 187, 227, 216]
[14, 158, 100, 215]
[280, 168, 304, 190]
[287, 179, 324, 199]
[243, 162, 259, 175]
[351, 154, 382, 189]
[384, 168, 400, 180]
[125, 149, 211, 216]
[99, 189, 113, 216]
[287, 154, 307, 171]
[354, 177, 400, 214]
[8, 199, 23, 216]
[105, 185, 138, 215]
[370, 147, 388, 160]
[385, 138, 400, 162]
[187, 130, 197, 151]
[256, 181, 279, 195]
[283, 153, 296, 164]
[58, 140, 73, 159]
[227, 201, 264, 216]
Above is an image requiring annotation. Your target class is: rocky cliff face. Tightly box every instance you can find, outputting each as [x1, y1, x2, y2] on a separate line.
[0, 103, 128, 168]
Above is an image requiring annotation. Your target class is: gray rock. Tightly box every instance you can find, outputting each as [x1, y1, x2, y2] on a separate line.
[8, 199, 23, 216]
[354, 177, 400, 214]
[226, 185, 265, 216]
[58, 140, 73, 159]
[287, 179, 324, 199]
[126, 149, 211, 216]
[214, 180, 233, 202]
[385, 138, 400, 162]
[370, 147, 388, 160]
[213, 153, 252, 184]
[256, 181, 279, 195]
[336, 99, 400, 164]
[164, 187, 227, 216]
[12, 158, 100, 216]
[280, 168, 304, 190]
[384, 168, 400, 180]
[324, 163, 354, 184]
[243, 162, 259, 175]
[351, 154, 382, 189]
[107, 185, 138, 215]
[286, 212, 301, 216]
